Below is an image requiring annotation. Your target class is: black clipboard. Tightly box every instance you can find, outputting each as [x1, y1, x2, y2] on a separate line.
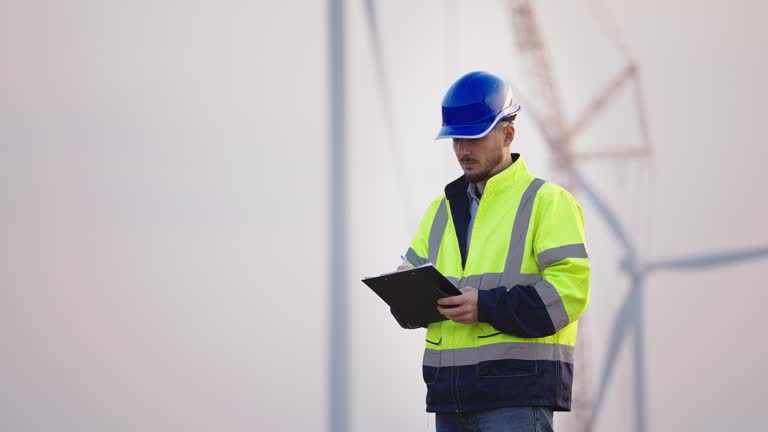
[362, 264, 462, 327]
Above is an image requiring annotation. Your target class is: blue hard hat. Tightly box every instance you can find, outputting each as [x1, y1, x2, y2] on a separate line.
[435, 71, 521, 140]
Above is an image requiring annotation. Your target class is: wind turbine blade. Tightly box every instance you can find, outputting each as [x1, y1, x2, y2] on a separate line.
[573, 171, 636, 257]
[592, 285, 638, 420]
[362, 0, 417, 230]
[646, 247, 768, 272]
[516, 93, 635, 257]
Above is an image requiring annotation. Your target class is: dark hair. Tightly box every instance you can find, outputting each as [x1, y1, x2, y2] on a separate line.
[502, 114, 517, 123]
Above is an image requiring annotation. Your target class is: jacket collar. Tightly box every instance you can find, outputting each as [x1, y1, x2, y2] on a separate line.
[443, 153, 529, 268]
[482, 153, 530, 198]
[444, 153, 528, 201]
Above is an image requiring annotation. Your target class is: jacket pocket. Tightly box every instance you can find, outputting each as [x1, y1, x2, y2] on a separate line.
[476, 358, 537, 378]
[423, 327, 442, 385]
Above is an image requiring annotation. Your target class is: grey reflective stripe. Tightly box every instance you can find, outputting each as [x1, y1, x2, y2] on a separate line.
[460, 273, 499, 290]
[497, 273, 542, 288]
[533, 280, 570, 331]
[500, 178, 546, 288]
[423, 342, 574, 368]
[446, 276, 460, 287]
[515, 274, 542, 286]
[538, 243, 588, 273]
[456, 272, 541, 290]
[423, 348, 440, 367]
[428, 199, 448, 266]
[493, 178, 572, 331]
[405, 247, 429, 267]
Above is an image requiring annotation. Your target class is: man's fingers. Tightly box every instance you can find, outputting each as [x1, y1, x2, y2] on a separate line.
[438, 286, 477, 307]
[437, 305, 455, 319]
[440, 306, 456, 317]
[438, 304, 466, 319]
[437, 294, 464, 307]
[440, 311, 470, 324]
[437, 287, 478, 324]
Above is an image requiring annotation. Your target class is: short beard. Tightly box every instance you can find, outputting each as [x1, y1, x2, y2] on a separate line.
[463, 150, 504, 184]
[464, 170, 492, 184]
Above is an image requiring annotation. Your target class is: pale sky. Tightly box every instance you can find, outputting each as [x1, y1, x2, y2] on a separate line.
[1, 1, 767, 431]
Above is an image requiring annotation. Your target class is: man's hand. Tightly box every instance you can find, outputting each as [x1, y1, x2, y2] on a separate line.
[437, 287, 478, 324]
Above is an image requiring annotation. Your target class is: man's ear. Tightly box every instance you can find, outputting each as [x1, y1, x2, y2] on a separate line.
[504, 125, 515, 146]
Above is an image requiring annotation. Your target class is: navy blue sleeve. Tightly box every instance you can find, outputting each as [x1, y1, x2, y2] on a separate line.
[477, 285, 557, 338]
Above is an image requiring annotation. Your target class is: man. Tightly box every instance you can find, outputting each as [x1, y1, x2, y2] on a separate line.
[395, 71, 590, 431]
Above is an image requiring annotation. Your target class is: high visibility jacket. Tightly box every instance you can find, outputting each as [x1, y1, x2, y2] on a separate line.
[403, 154, 590, 413]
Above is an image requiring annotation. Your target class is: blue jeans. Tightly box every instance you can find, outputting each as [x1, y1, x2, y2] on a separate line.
[436, 407, 554, 432]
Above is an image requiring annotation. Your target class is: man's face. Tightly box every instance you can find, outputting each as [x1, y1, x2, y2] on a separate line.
[452, 123, 513, 183]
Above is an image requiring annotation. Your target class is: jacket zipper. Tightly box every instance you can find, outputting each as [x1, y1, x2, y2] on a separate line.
[453, 268, 464, 412]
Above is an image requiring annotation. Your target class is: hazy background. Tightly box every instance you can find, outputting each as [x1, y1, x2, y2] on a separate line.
[2, 1, 767, 431]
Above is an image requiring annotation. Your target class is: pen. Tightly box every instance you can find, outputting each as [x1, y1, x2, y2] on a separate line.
[400, 255, 415, 269]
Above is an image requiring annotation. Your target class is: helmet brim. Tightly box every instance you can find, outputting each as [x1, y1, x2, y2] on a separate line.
[435, 123, 494, 140]
[434, 104, 520, 140]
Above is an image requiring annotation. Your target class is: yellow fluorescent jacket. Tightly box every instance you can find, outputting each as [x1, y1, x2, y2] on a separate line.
[403, 154, 590, 412]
